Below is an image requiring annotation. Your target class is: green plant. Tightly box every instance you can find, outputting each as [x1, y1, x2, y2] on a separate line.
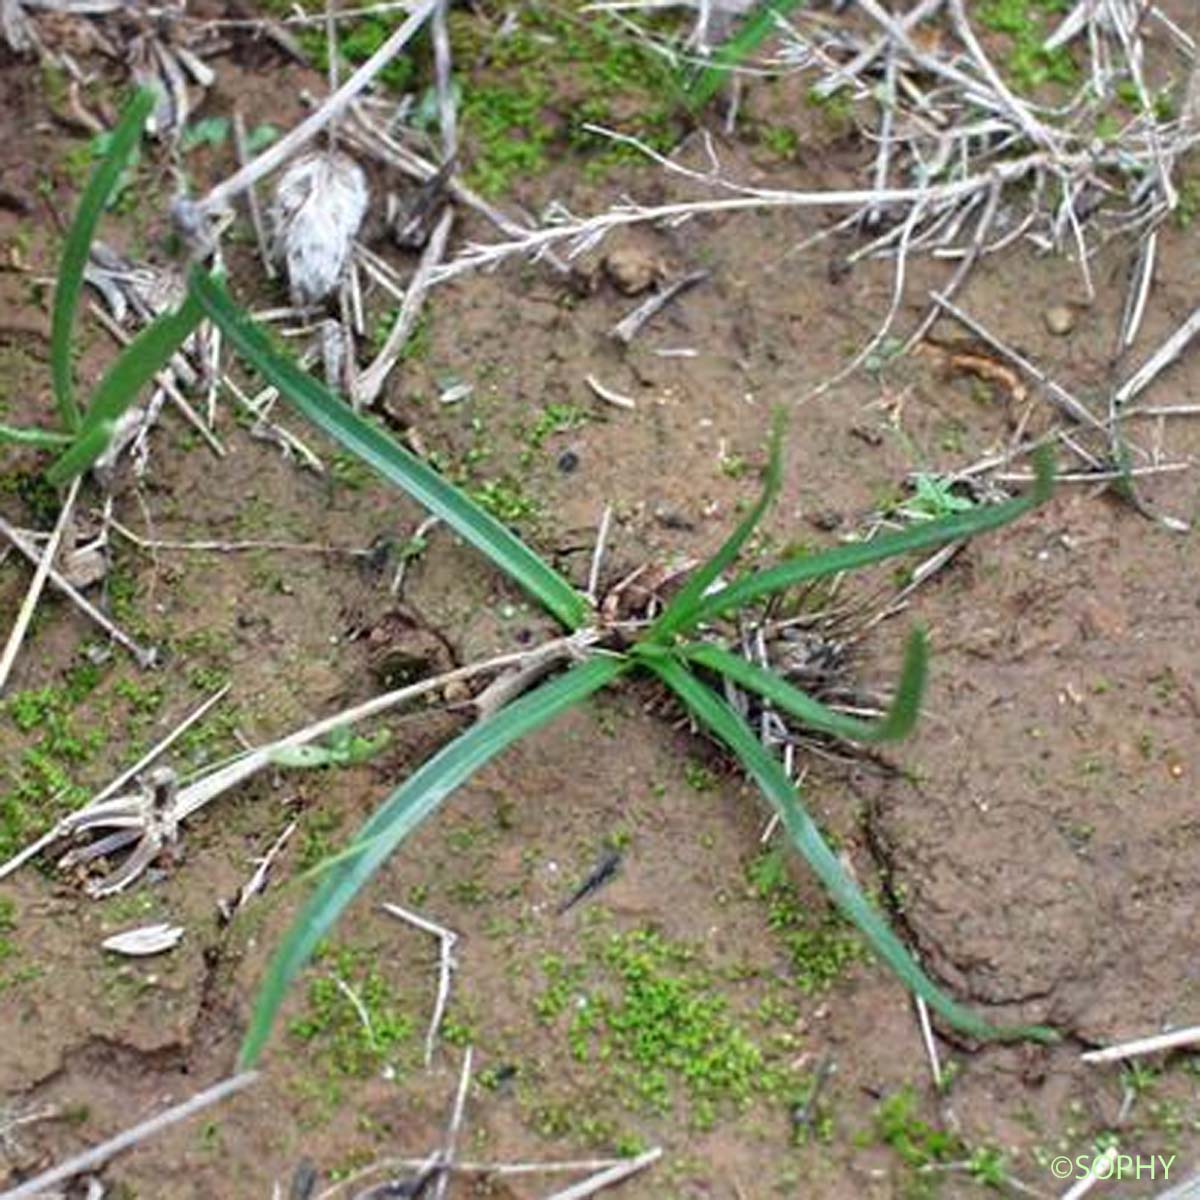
[686, 0, 806, 109]
[872, 1085, 960, 1169]
[42, 86, 1059, 1074]
[184, 279, 1058, 1066]
[897, 475, 976, 523]
[271, 728, 392, 770]
[1, 87, 206, 481]
[978, 0, 1077, 92]
[539, 928, 778, 1127]
[750, 850, 868, 992]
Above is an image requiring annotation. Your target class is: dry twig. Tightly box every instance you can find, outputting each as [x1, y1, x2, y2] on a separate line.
[0, 477, 81, 696]
[0, 1072, 258, 1200]
[381, 901, 460, 1066]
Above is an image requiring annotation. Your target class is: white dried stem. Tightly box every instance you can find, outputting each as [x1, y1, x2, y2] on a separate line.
[318, 1155, 642, 1198]
[343, 111, 570, 274]
[914, 995, 943, 1090]
[0, 477, 80, 696]
[390, 514, 440, 596]
[0, 516, 158, 669]
[221, 374, 325, 471]
[541, 1148, 664, 1199]
[812, 0, 944, 99]
[432, 1046, 473, 1200]
[584, 375, 636, 409]
[431, 152, 1061, 284]
[0, 684, 223, 881]
[0, 1072, 258, 1200]
[109, 518, 368, 556]
[233, 107, 275, 279]
[1114, 303, 1200, 406]
[226, 819, 297, 916]
[586, 505, 613, 604]
[39, 632, 600, 891]
[947, 0, 1060, 153]
[354, 207, 453, 407]
[1061, 1145, 1118, 1199]
[381, 901, 460, 1066]
[904, 181, 1001, 351]
[995, 462, 1189, 483]
[610, 270, 709, 344]
[807, 190, 927, 401]
[431, 0, 456, 161]
[176, 634, 596, 822]
[866, 41, 899, 227]
[1082, 1025, 1200, 1063]
[1119, 227, 1156, 350]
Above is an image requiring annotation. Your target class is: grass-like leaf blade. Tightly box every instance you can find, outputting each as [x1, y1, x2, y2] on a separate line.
[51, 87, 156, 434]
[239, 653, 626, 1067]
[0, 423, 73, 448]
[648, 409, 786, 642]
[189, 269, 590, 632]
[650, 653, 1058, 1043]
[680, 629, 927, 743]
[684, 449, 1054, 630]
[46, 290, 204, 487]
[685, 0, 805, 109]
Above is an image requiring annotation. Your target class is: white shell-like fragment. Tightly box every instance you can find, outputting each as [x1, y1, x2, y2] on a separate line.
[102, 923, 184, 957]
[271, 152, 369, 306]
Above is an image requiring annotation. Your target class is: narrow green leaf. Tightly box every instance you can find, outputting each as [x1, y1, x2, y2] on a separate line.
[685, 0, 806, 109]
[650, 654, 1058, 1043]
[680, 629, 927, 743]
[189, 269, 590, 632]
[685, 449, 1054, 630]
[648, 409, 787, 642]
[239, 654, 626, 1067]
[0, 423, 74, 448]
[52, 87, 156, 433]
[43, 420, 117, 488]
[46, 290, 204, 487]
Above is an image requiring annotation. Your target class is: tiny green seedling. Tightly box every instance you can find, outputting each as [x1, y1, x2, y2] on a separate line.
[271, 728, 392, 770]
[898, 474, 976, 523]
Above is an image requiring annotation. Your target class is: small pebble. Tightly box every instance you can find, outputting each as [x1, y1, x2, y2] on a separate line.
[1044, 304, 1074, 336]
[604, 246, 660, 296]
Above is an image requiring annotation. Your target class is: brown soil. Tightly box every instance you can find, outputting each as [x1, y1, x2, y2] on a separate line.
[3, 5, 1200, 1199]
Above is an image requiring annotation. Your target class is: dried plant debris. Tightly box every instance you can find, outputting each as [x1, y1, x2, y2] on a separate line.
[129, 30, 214, 137]
[1, 0, 121, 54]
[86, 241, 187, 328]
[102, 922, 185, 957]
[271, 152, 369, 307]
[1, 0, 35, 53]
